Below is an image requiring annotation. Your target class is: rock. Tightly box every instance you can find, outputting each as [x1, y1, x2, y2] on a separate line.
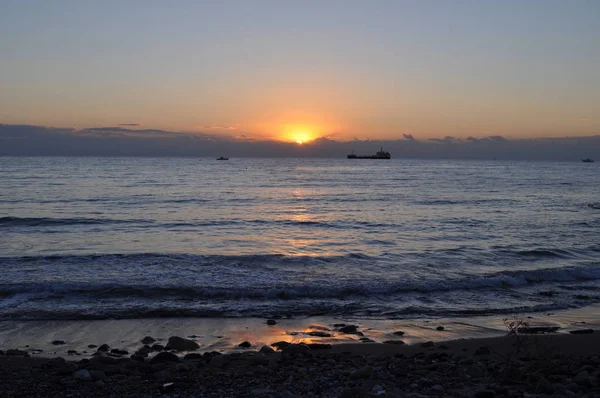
[89, 354, 120, 365]
[339, 325, 358, 334]
[67, 350, 79, 355]
[574, 370, 591, 386]
[87, 344, 97, 348]
[161, 382, 175, 393]
[361, 338, 375, 343]
[266, 319, 277, 325]
[383, 340, 405, 345]
[89, 370, 106, 381]
[153, 369, 172, 381]
[467, 365, 484, 378]
[152, 344, 165, 351]
[436, 326, 445, 331]
[307, 331, 331, 337]
[141, 336, 156, 344]
[51, 340, 66, 345]
[130, 354, 145, 362]
[183, 353, 203, 359]
[175, 363, 190, 372]
[351, 366, 373, 379]
[134, 346, 152, 357]
[238, 341, 252, 348]
[393, 330, 405, 336]
[282, 343, 311, 356]
[165, 336, 199, 351]
[431, 384, 444, 392]
[271, 341, 291, 350]
[474, 391, 495, 398]
[251, 388, 273, 396]
[74, 369, 93, 382]
[570, 329, 594, 334]
[5, 349, 29, 356]
[474, 346, 492, 355]
[259, 345, 275, 354]
[110, 348, 128, 356]
[150, 352, 180, 363]
[97, 344, 110, 352]
[339, 387, 365, 398]
[333, 323, 346, 327]
[420, 341, 435, 348]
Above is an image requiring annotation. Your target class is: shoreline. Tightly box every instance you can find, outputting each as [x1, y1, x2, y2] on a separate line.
[2, 307, 600, 396]
[1, 304, 599, 359]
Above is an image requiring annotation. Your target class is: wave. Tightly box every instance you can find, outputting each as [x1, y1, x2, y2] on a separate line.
[2, 256, 600, 300]
[0, 216, 402, 230]
[0, 216, 153, 227]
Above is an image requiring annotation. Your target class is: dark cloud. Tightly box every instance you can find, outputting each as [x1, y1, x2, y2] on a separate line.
[1, 124, 599, 160]
[403, 134, 415, 140]
[118, 123, 140, 127]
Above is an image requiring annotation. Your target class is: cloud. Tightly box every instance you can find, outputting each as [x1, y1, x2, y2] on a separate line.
[202, 124, 238, 130]
[118, 123, 140, 127]
[403, 134, 415, 140]
[1, 124, 600, 160]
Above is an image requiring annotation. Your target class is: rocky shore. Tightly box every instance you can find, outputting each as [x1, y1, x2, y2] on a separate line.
[2, 330, 600, 397]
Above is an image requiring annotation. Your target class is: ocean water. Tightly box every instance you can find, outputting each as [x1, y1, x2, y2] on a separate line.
[1, 156, 599, 321]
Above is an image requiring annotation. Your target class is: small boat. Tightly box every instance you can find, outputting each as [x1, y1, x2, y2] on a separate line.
[347, 147, 391, 159]
[217, 157, 229, 160]
[582, 158, 595, 163]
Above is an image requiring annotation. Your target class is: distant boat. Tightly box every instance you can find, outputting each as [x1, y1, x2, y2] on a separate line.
[347, 147, 391, 159]
[582, 158, 595, 163]
[217, 157, 229, 160]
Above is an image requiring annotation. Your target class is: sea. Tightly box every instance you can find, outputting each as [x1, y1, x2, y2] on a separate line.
[1, 157, 600, 322]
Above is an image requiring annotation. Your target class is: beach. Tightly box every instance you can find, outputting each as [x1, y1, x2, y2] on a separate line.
[2, 329, 600, 397]
[2, 310, 600, 397]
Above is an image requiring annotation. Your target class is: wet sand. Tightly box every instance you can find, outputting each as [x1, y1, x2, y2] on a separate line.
[1, 305, 598, 359]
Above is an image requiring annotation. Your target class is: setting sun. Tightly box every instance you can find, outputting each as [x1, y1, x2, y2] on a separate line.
[283, 124, 316, 144]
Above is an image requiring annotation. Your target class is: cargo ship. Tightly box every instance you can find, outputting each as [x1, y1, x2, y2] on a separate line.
[347, 147, 391, 159]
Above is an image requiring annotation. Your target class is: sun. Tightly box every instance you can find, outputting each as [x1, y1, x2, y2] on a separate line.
[284, 124, 315, 144]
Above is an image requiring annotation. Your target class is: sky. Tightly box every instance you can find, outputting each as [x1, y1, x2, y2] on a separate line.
[1, 0, 599, 147]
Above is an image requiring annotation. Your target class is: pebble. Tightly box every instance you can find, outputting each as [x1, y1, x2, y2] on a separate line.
[238, 341, 252, 348]
[266, 319, 277, 325]
[338, 325, 358, 334]
[150, 352, 180, 363]
[474, 391, 495, 398]
[436, 326, 445, 331]
[51, 340, 66, 345]
[73, 369, 92, 382]
[176, 363, 190, 372]
[97, 344, 110, 352]
[570, 329, 594, 334]
[89, 370, 106, 381]
[165, 336, 199, 351]
[259, 345, 275, 354]
[351, 366, 373, 379]
[141, 336, 156, 344]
